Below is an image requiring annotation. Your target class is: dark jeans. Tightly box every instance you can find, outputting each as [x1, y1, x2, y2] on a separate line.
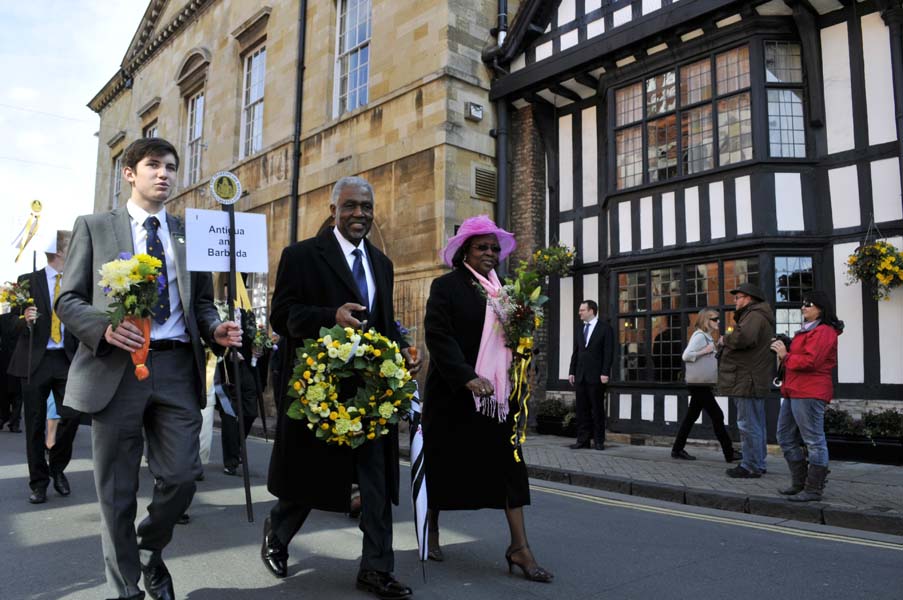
[21, 350, 80, 491]
[0, 375, 22, 427]
[575, 379, 606, 447]
[672, 386, 734, 458]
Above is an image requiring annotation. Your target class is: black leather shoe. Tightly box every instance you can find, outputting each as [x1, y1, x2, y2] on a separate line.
[141, 562, 175, 600]
[223, 465, 239, 477]
[671, 449, 696, 460]
[8, 423, 21, 433]
[28, 489, 47, 504]
[356, 570, 413, 599]
[176, 513, 190, 525]
[261, 518, 288, 578]
[52, 472, 71, 496]
[568, 442, 590, 449]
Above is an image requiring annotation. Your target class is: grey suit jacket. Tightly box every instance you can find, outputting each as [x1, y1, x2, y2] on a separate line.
[55, 207, 221, 414]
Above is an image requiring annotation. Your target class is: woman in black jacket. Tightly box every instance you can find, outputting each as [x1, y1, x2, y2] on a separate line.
[422, 215, 552, 582]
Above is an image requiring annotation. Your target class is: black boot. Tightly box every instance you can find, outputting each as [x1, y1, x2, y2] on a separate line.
[778, 460, 808, 495]
[788, 464, 828, 502]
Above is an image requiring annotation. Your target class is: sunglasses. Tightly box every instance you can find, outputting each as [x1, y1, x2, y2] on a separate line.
[472, 243, 502, 253]
[801, 301, 816, 308]
[711, 317, 720, 322]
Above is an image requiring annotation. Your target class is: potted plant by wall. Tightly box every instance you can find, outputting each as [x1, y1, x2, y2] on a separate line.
[824, 407, 903, 465]
[535, 398, 569, 435]
[845, 239, 903, 301]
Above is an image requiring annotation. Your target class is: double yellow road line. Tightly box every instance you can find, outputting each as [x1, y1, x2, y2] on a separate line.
[533, 484, 903, 552]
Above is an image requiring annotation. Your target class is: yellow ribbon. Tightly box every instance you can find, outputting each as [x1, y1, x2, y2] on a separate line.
[508, 337, 534, 463]
[234, 274, 253, 311]
[14, 209, 41, 263]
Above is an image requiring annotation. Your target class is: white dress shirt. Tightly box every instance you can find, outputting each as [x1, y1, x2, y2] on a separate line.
[582, 316, 598, 347]
[45, 263, 64, 350]
[126, 201, 189, 342]
[333, 227, 375, 309]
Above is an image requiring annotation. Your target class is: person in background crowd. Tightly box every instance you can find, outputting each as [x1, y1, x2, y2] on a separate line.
[717, 283, 775, 479]
[0, 310, 23, 432]
[568, 299, 614, 451]
[422, 215, 553, 583]
[8, 231, 81, 504]
[46, 391, 60, 450]
[672, 308, 740, 462]
[773, 290, 843, 502]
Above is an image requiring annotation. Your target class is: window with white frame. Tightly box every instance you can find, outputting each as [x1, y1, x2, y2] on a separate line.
[185, 89, 205, 185]
[335, 0, 371, 116]
[241, 45, 266, 158]
[111, 153, 123, 208]
[143, 121, 158, 138]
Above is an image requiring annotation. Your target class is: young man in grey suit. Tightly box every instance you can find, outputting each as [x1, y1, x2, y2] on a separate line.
[56, 138, 242, 600]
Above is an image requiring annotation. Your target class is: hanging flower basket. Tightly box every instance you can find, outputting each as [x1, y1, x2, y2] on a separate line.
[845, 240, 903, 301]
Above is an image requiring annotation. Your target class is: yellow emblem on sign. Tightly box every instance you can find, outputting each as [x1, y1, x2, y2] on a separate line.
[209, 171, 242, 205]
[31, 200, 42, 213]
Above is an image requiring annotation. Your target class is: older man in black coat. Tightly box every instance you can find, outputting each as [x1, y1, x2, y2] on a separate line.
[262, 176, 421, 599]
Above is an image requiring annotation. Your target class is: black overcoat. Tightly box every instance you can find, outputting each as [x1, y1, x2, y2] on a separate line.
[421, 268, 530, 510]
[267, 230, 403, 510]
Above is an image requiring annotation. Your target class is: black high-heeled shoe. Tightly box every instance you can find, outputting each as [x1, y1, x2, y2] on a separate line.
[427, 529, 444, 561]
[505, 545, 553, 583]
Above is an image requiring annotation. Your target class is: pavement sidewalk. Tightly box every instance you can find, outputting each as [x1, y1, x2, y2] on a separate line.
[398, 430, 903, 537]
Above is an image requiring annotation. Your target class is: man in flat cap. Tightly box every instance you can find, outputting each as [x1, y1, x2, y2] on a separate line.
[717, 282, 774, 479]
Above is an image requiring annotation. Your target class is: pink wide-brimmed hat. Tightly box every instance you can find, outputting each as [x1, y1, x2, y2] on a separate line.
[440, 215, 516, 267]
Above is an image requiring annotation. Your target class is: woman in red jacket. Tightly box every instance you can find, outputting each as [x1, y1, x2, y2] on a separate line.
[771, 290, 844, 502]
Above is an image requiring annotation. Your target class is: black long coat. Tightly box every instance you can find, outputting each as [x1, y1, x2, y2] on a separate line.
[267, 230, 404, 511]
[422, 268, 530, 510]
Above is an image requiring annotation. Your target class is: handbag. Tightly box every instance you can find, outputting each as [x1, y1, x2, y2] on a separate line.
[684, 333, 718, 385]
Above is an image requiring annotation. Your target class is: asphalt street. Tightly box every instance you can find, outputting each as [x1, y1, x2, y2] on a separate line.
[1, 427, 902, 600]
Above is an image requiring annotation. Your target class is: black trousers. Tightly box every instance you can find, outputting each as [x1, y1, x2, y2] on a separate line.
[575, 379, 606, 447]
[269, 436, 395, 574]
[672, 386, 734, 458]
[218, 360, 258, 469]
[0, 375, 22, 427]
[21, 350, 79, 492]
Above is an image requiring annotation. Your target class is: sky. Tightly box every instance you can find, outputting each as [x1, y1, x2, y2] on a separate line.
[0, 2, 145, 283]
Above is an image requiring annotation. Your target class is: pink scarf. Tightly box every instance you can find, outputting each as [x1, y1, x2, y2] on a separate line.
[463, 263, 512, 422]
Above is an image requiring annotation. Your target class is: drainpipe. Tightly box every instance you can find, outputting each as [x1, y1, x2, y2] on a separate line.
[289, 0, 308, 244]
[495, 0, 510, 231]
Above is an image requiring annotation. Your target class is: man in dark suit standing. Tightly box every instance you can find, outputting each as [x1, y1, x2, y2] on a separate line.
[56, 138, 242, 600]
[0, 311, 24, 432]
[8, 231, 80, 503]
[568, 299, 614, 450]
[262, 176, 421, 599]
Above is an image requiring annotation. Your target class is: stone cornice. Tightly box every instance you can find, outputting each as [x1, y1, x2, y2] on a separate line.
[87, 0, 216, 113]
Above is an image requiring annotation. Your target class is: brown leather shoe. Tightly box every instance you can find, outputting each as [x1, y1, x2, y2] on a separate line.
[356, 570, 412, 599]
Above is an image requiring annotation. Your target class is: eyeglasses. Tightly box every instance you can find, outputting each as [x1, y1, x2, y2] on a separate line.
[711, 317, 720, 322]
[801, 301, 815, 308]
[472, 244, 502, 253]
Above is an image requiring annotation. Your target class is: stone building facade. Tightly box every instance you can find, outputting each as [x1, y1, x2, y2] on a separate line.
[90, 0, 518, 413]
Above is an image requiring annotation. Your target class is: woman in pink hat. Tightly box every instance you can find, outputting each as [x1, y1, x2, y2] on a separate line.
[421, 215, 553, 582]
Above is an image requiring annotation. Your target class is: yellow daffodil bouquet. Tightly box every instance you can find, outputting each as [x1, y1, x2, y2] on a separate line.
[98, 252, 166, 328]
[0, 279, 34, 316]
[286, 325, 416, 448]
[846, 241, 903, 301]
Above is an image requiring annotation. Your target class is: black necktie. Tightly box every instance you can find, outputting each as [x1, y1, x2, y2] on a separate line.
[583, 323, 590, 347]
[351, 248, 369, 309]
[144, 216, 171, 324]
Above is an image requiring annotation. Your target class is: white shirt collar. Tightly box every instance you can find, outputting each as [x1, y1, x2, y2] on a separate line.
[45, 263, 61, 278]
[333, 227, 366, 258]
[584, 316, 598, 327]
[127, 200, 168, 232]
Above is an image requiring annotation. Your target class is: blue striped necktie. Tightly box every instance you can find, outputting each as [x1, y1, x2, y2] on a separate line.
[144, 216, 171, 324]
[351, 248, 369, 309]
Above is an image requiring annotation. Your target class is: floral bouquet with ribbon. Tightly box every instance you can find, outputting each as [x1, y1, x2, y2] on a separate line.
[285, 325, 416, 448]
[0, 279, 34, 317]
[98, 252, 166, 381]
[479, 243, 575, 461]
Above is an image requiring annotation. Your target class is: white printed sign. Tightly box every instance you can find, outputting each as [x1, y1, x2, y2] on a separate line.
[185, 208, 268, 273]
